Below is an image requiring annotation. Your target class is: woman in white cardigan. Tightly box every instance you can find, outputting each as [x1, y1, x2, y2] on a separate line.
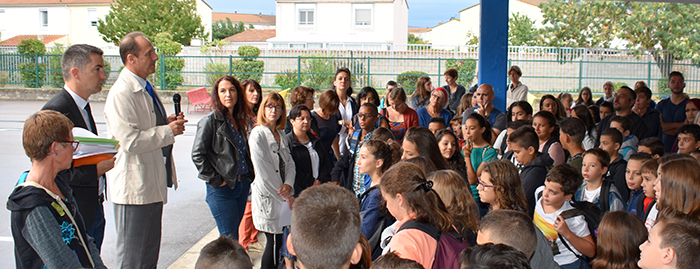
[249, 92, 296, 269]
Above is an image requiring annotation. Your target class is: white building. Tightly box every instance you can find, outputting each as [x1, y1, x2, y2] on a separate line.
[268, 0, 408, 49]
[0, 0, 212, 48]
[426, 0, 546, 46]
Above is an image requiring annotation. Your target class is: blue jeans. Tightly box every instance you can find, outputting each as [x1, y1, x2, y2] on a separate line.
[205, 179, 251, 239]
[86, 203, 106, 251]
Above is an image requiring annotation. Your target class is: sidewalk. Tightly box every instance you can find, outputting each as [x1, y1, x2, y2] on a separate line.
[168, 228, 265, 269]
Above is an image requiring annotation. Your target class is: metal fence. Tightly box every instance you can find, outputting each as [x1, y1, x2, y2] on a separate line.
[1, 46, 699, 97]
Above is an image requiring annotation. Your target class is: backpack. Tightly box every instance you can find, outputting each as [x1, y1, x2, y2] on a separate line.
[396, 220, 471, 269]
[359, 186, 390, 260]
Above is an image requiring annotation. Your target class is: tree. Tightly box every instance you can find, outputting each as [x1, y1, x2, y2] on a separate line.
[618, 2, 700, 77]
[98, 0, 206, 45]
[212, 18, 249, 40]
[508, 12, 543, 46]
[539, 0, 624, 48]
[152, 33, 185, 90]
[465, 31, 478, 46]
[408, 34, 427, 44]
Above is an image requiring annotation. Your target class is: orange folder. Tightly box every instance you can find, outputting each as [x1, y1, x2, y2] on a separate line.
[73, 154, 115, 167]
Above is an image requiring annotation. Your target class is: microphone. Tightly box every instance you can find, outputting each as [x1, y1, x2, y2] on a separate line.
[173, 93, 181, 115]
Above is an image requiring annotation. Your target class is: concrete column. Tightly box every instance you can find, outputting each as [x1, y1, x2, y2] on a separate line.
[478, 0, 509, 112]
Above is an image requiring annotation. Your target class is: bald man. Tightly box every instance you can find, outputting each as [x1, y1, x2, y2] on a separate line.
[461, 84, 507, 138]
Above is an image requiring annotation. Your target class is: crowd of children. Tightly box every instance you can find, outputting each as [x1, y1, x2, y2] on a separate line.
[194, 69, 700, 269]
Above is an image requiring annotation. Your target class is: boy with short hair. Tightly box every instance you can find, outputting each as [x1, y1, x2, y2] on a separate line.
[505, 126, 554, 217]
[640, 159, 660, 231]
[195, 235, 253, 269]
[428, 117, 447, 135]
[675, 124, 700, 154]
[610, 116, 638, 161]
[496, 120, 531, 158]
[289, 184, 363, 269]
[599, 128, 630, 201]
[559, 117, 587, 172]
[638, 213, 700, 269]
[638, 137, 665, 159]
[625, 152, 653, 218]
[575, 148, 625, 212]
[534, 164, 596, 268]
[332, 103, 379, 196]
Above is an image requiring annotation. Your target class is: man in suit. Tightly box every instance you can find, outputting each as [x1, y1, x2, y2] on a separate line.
[41, 44, 115, 250]
[104, 32, 187, 268]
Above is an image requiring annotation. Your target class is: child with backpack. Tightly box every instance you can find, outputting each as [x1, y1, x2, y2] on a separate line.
[504, 126, 554, 217]
[533, 111, 566, 166]
[332, 103, 379, 196]
[534, 164, 596, 269]
[559, 117, 587, 172]
[599, 128, 630, 202]
[430, 170, 479, 246]
[575, 148, 625, 212]
[610, 116, 638, 161]
[381, 162, 462, 269]
[626, 153, 653, 218]
[357, 139, 401, 260]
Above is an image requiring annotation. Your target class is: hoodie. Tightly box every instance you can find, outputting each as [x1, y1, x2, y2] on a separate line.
[504, 151, 554, 217]
[7, 172, 105, 269]
[607, 155, 629, 202]
[619, 135, 639, 161]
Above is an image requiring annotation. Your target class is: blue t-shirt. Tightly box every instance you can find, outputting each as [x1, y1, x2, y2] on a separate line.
[417, 107, 452, 128]
[656, 97, 688, 153]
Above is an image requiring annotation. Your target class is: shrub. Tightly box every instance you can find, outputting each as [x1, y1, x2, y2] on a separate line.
[18, 39, 47, 88]
[152, 33, 184, 90]
[657, 77, 671, 96]
[204, 62, 228, 86]
[397, 71, 427, 90]
[48, 45, 66, 87]
[445, 59, 477, 87]
[231, 60, 264, 82]
[301, 56, 335, 89]
[18, 39, 46, 58]
[275, 70, 298, 89]
[237, 45, 261, 60]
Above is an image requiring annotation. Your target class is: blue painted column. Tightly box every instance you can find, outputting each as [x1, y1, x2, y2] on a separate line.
[479, 0, 509, 112]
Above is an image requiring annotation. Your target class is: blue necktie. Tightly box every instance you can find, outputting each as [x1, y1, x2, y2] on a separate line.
[145, 82, 165, 117]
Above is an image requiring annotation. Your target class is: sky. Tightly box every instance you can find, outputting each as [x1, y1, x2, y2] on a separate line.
[204, 0, 480, 28]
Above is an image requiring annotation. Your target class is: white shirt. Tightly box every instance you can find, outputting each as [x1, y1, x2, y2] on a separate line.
[302, 141, 319, 179]
[64, 85, 92, 133]
[644, 203, 659, 231]
[583, 187, 601, 203]
[534, 187, 590, 266]
[338, 97, 354, 153]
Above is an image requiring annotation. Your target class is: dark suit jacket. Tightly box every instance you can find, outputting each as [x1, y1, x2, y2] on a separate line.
[42, 88, 100, 228]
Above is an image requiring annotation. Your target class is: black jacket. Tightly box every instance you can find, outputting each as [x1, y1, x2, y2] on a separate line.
[607, 155, 629, 202]
[504, 151, 554, 217]
[287, 130, 332, 196]
[192, 111, 254, 188]
[41, 88, 100, 228]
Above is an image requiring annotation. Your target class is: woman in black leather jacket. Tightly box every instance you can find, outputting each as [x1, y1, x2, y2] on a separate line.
[192, 75, 254, 238]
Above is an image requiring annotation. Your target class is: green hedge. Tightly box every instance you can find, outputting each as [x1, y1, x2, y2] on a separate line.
[397, 71, 427, 90]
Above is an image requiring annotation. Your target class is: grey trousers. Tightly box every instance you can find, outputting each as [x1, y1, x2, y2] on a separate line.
[114, 202, 163, 269]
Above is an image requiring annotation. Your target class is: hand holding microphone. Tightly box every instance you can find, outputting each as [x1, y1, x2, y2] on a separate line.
[168, 93, 187, 135]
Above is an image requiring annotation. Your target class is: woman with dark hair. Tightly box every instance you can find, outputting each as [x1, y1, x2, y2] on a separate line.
[380, 87, 419, 143]
[540, 94, 566, 121]
[192, 75, 254, 239]
[436, 129, 468, 181]
[401, 126, 448, 170]
[8, 110, 106, 268]
[443, 68, 466, 113]
[240, 79, 262, 135]
[333, 68, 359, 155]
[411, 76, 433, 110]
[575, 87, 594, 107]
[571, 105, 597, 150]
[284, 86, 319, 135]
[313, 90, 342, 160]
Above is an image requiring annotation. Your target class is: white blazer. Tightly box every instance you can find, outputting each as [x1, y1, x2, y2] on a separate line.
[249, 125, 296, 234]
[104, 69, 176, 205]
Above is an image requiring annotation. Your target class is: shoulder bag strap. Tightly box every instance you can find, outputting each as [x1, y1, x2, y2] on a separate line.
[18, 181, 95, 268]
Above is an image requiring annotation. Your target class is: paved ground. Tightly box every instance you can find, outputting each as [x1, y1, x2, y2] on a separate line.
[0, 100, 245, 268]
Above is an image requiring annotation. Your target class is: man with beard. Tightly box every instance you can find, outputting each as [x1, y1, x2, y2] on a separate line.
[596, 86, 649, 145]
[656, 72, 689, 153]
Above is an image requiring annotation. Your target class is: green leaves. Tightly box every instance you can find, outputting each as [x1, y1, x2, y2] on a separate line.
[97, 0, 206, 45]
[508, 12, 543, 46]
[212, 18, 248, 41]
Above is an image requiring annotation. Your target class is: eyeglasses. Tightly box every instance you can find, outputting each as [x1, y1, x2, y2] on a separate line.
[60, 140, 80, 152]
[357, 113, 376, 119]
[431, 94, 443, 100]
[477, 178, 496, 188]
[266, 104, 283, 111]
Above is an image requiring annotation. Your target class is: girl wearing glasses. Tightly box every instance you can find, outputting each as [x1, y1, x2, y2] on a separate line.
[462, 113, 497, 216]
[9, 110, 106, 268]
[249, 92, 296, 269]
[478, 159, 528, 213]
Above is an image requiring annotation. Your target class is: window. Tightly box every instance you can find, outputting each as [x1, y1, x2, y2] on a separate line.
[355, 9, 371, 26]
[0, 10, 5, 30]
[39, 9, 48, 27]
[299, 10, 314, 25]
[87, 8, 97, 27]
[352, 4, 373, 28]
